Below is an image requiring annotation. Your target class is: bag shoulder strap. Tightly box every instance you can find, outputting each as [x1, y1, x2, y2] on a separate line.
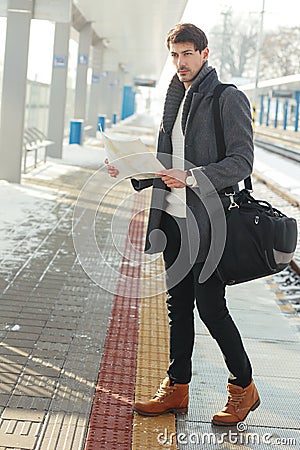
[212, 83, 252, 191]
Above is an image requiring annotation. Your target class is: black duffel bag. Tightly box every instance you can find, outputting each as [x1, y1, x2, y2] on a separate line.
[213, 84, 298, 285]
[216, 189, 298, 285]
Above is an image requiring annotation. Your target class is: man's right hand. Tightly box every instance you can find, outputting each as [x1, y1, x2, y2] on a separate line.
[105, 158, 119, 178]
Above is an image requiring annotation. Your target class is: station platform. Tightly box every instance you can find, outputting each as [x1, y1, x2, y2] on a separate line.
[0, 116, 299, 449]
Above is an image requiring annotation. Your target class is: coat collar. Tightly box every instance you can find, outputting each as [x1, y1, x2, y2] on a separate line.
[161, 62, 217, 134]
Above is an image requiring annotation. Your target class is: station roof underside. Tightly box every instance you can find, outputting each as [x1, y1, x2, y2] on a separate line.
[73, 0, 188, 82]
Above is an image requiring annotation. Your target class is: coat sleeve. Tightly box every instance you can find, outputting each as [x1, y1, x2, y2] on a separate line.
[193, 88, 254, 192]
[131, 178, 154, 191]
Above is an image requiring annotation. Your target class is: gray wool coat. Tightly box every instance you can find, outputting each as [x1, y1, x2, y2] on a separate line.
[132, 62, 254, 261]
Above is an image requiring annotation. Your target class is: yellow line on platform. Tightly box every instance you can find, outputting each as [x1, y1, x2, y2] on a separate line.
[132, 253, 177, 450]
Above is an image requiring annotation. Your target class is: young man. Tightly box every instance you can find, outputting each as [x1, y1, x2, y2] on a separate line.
[107, 23, 260, 426]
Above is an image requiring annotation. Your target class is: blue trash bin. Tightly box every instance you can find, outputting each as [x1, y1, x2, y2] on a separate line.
[69, 120, 83, 144]
[97, 115, 106, 132]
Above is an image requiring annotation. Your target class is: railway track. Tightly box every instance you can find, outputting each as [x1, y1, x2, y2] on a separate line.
[254, 128, 300, 163]
[254, 127, 300, 146]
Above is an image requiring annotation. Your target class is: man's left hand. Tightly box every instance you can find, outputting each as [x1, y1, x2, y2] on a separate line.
[156, 169, 187, 188]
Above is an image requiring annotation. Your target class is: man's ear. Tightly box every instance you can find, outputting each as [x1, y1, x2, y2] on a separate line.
[203, 47, 209, 61]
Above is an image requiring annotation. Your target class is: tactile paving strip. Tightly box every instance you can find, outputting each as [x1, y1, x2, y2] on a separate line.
[131, 252, 177, 449]
[84, 195, 145, 450]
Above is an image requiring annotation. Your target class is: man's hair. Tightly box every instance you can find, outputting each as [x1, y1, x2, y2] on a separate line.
[166, 23, 208, 52]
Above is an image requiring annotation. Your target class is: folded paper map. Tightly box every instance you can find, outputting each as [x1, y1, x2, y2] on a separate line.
[102, 132, 165, 179]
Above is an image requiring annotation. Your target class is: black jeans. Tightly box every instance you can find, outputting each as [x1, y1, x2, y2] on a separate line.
[161, 212, 252, 388]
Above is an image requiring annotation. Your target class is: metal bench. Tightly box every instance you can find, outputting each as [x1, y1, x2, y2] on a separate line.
[23, 127, 54, 173]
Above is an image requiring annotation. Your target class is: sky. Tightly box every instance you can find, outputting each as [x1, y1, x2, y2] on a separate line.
[183, 0, 300, 30]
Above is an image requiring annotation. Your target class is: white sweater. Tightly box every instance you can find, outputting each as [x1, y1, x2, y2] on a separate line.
[165, 99, 187, 218]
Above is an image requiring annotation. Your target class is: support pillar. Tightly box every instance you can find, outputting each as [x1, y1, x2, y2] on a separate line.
[107, 72, 119, 124]
[97, 70, 111, 123]
[74, 22, 92, 121]
[294, 91, 300, 132]
[114, 64, 126, 124]
[265, 97, 271, 127]
[121, 86, 136, 120]
[259, 95, 264, 125]
[274, 98, 279, 128]
[47, 22, 70, 158]
[87, 43, 104, 135]
[0, 0, 33, 183]
[283, 100, 289, 130]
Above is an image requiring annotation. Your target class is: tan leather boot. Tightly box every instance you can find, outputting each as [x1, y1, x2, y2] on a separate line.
[212, 380, 260, 426]
[133, 377, 188, 416]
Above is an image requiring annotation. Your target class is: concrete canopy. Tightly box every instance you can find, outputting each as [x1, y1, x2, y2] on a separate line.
[73, 0, 188, 81]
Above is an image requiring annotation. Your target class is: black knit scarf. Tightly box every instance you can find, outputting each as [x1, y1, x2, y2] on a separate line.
[161, 62, 216, 135]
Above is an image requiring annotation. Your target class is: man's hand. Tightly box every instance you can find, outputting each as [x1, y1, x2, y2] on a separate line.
[105, 158, 119, 178]
[156, 169, 187, 188]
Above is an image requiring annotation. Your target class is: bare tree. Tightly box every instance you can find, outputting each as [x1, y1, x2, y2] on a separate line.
[260, 27, 300, 79]
[209, 11, 258, 81]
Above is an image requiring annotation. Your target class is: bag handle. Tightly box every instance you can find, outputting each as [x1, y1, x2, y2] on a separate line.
[213, 83, 253, 192]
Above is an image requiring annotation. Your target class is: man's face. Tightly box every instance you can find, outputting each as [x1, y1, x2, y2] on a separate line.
[169, 41, 209, 89]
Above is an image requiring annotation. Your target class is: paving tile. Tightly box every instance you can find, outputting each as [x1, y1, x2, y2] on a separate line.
[34, 341, 69, 352]
[0, 315, 21, 324]
[5, 332, 39, 342]
[2, 407, 45, 422]
[0, 382, 16, 394]
[0, 372, 20, 383]
[37, 413, 87, 450]
[19, 313, 51, 321]
[6, 325, 44, 334]
[0, 418, 41, 449]
[7, 319, 45, 327]
[0, 394, 11, 406]
[0, 354, 28, 363]
[38, 333, 71, 344]
[0, 304, 22, 313]
[1, 339, 35, 349]
[45, 320, 75, 330]
[13, 375, 58, 398]
[29, 350, 65, 360]
[0, 365, 23, 375]
[23, 365, 60, 378]
[29, 356, 65, 367]
[7, 395, 51, 410]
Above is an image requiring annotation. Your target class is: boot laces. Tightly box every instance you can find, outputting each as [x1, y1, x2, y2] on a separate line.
[153, 383, 175, 400]
[227, 390, 246, 407]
